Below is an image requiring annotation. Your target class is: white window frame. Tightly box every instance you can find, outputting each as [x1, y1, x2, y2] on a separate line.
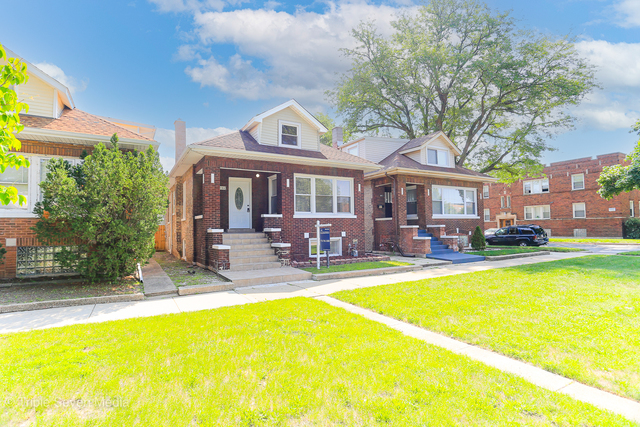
[631, 200, 635, 217]
[483, 185, 489, 199]
[573, 202, 586, 219]
[278, 120, 301, 148]
[524, 205, 551, 220]
[571, 173, 585, 191]
[182, 181, 186, 221]
[523, 178, 550, 195]
[431, 185, 478, 219]
[309, 236, 342, 257]
[507, 195, 511, 208]
[293, 174, 356, 218]
[500, 196, 505, 208]
[346, 144, 359, 156]
[268, 175, 278, 214]
[426, 148, 449, 167]
[484, 208, 491, 222]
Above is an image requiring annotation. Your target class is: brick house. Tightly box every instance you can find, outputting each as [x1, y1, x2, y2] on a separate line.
[483, 153, 640, 237]
[0, 48, 158, 278]
[339, 131, 495, 258]
[166, 100, 380, 278]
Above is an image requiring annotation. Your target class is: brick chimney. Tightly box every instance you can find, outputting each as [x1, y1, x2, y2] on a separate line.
[332, 126, 343, 149]
[174, 119, 186, 162]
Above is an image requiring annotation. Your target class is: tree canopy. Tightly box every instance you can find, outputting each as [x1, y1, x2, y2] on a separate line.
[329, 0, 597, 181]
[0, 44, 30, 205]
[34, 135, 169, 282]
[598, 120, 640, 200]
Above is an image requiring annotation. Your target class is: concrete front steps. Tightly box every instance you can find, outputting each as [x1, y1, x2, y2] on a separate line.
[220, 231, 312, 286]
[418, 230, 485, 264]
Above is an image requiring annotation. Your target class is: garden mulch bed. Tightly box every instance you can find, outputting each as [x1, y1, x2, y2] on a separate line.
[0, 278, 143, 306]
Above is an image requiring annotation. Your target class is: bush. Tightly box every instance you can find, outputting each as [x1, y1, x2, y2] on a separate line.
[33, 135, 168, 282]
[623, 217, 640, 239]
[471, 226, 486, 250]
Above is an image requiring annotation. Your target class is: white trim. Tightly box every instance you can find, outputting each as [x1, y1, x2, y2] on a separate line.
[228, 177, 252, 229]
[375, 217, 393, 221]
[431, 185, 478, 218]
[241, 99, 328, 133]
[294, 174, 355, 216]
[523, 178, 550, 195]
[261, 214, 283, 218]
[524, 205, 551, 220]
[207, 228, 224, 233]
[271, 242, 291, 248]
[194, 215, 203, 220]
[268, 174, 278, 214]
[407, 214, 418, 220]
[400, 225, 419, 229]
[426, 225, 445, 228]
[365, 167, 494, 183]
[212, 244, 231, 250]
[398, 131, 462, 156]
[432, 215, 481, 219]
[484, 208, 491, 222]
[278, 120, 301, 148]
[573, 202, 586, 219]
[631, 200, 635, 217]
[571, 173, 585, 191]
[426, 148, 451, 167]
[309, 236, 342, 257]
[413, 236, 431, 240]
[264, 228, 282, 232]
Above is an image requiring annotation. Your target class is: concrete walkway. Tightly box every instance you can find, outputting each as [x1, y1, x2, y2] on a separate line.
[141, 259, 177, 297]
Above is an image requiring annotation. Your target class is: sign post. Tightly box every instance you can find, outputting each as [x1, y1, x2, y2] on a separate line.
[315, 220, 331, 270]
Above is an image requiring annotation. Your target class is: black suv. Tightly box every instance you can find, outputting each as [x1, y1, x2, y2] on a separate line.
[485, 225, 549, 247]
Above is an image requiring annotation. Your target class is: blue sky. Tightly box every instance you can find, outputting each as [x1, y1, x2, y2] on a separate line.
[2, 0, 640, 171]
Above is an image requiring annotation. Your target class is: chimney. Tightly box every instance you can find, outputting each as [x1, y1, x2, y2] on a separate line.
[174, 119, 186, 162]
[332, 126, 343, 149]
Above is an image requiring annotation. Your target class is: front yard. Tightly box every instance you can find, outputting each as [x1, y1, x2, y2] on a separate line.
[333, 255, 640, 401]
[0, 297, 632, 426]
[551, 237, 640, 244]
[467, 246, 584, 256]
[300, 260, 412, 273]
[153, 251, 226, 287]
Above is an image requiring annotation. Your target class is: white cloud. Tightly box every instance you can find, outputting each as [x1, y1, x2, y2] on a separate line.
[614, 0, 640, 27]
[155, 125, 235, 171]
[179, 3, 412, 105]
[34, 62, 88, 94]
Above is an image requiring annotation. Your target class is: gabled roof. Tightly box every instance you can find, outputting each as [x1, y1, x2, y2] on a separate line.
[5, 46, 74, 110]
[170, 130, 379, 178]
[398, 131, 462, 156]
[241, 99, 328, 133]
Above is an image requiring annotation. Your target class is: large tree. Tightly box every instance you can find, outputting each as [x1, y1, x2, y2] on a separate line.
[315, 112, 353, 146]
[329, 0, 597, 180]
[0, 44, 30, 205]
[598, 120, 640, 200]
[34, 135, 169, 282]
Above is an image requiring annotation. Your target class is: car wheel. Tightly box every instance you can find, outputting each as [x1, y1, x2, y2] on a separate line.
[519, 241, 528, 247]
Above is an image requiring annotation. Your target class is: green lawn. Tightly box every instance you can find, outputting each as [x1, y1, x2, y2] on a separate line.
[467, 246, 584, 256]
[620, 251, 640, 256]
[551, 237, 640, 244]
[301, 260, 413, 274]
[333, 255, 640, 401]
[1, 298, 632, 426]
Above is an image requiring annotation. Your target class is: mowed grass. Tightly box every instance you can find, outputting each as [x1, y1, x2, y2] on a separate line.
[301, 260, 412, 273]
[467, 246, 583, 256]
[551, 237, 640, 244]
[333, 255, 640, 401]
[620, 251, 640, 256]
[0, 298, 633, 426]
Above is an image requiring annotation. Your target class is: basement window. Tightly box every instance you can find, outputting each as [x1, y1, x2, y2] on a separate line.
[17, 246, 83, 276]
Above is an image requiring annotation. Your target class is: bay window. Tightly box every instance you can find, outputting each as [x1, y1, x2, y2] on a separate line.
[294, 175, 354, 216]
[432, 186, 477, 217]
[524, 205, 550, 220]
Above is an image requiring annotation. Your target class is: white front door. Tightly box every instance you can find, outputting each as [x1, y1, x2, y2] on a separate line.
[229, 177, 252, 229]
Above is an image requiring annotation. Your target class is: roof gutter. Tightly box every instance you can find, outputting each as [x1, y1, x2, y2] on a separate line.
[366, 167, 497, 183]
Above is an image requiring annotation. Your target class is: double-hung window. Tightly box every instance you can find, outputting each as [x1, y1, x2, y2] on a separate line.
[279, 121, 300, 147]
[294, 175, 353, 216]
[524, 178, 549, 194]
[573, 203, 586, 218]
[572, 174, 584, 190]
[432, 186, 476, 217]
[483, 185, 489, 199]
[427, 149, 449, 167]
[406, 186, 417, 218]
[484, 208, 491, 222]
[268, 175, 278, 214]
[631, 200, 635, 217]
[524, 205, 550, 220]
[0, 162, 29, 210]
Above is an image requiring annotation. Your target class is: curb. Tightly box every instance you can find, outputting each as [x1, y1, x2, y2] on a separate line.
[480, 251, 550, 261]
[177, 282, 235, 296]
[311, 265, 422, 281]
[0, 293, 145, 314]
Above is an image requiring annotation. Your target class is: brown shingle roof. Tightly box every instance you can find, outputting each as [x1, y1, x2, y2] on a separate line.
[193, 131, 377, 165]
[396, 132, 440, 152]
[20, 108, 154, 141]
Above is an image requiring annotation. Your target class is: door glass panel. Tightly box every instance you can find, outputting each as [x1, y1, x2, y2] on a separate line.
[234, 187, 244, 210]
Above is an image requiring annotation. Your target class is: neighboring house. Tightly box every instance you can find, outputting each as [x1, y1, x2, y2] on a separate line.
[0, 48, 157, 278]
[483, 153, 640, 237]
[166, 100, 380, 278]
[340, 132, 496, 257]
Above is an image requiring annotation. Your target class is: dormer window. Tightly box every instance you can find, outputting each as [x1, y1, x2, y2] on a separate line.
[279, 120, 300, 148]
[427, 148, 449, 166]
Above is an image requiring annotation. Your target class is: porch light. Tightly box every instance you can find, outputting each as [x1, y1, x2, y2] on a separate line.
[256, 173, 260, 177]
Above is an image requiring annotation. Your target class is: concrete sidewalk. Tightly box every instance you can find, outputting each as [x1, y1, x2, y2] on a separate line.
[141, 259, 177, 297]
[0, 251, 589, 334]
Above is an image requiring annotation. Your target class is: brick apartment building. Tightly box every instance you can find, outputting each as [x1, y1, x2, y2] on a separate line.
[0, 48, 157, 278]
[483, 153, 640, 237]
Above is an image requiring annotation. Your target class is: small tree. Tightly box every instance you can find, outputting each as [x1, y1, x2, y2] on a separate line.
[598, 120, 640, 200]
[623, 217, 640, 239]
[34, 134, 169, 282]
[471, 226, 486, 251]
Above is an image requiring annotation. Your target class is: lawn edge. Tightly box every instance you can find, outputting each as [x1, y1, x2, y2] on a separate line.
[0, 293, 145, 314]
[177, 282, 237, 296]
[311, 264, 426, 281]
[481, 251, 550, 261]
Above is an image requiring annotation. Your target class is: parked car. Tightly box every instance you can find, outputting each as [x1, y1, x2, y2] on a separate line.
[484, 228, 499, 237]
[485, 225, 549, 246]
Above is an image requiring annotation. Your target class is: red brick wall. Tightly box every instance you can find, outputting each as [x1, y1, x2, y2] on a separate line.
[483, 153, 640, 237]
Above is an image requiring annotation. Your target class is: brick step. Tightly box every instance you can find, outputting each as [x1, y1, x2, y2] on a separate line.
[220, 267, 312, 287]
[229, 248, 275, 257]
[229, 261, 282, 271]
[230, 255, 279, 264]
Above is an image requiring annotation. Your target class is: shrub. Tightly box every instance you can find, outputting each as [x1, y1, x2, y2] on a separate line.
[471, 226, 486, 250]
[33, 135, 168, 282]
[623, 217, 640, 239]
